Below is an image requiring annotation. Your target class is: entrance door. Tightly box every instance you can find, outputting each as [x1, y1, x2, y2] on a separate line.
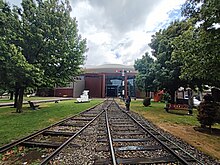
[106, 86, 117, 97]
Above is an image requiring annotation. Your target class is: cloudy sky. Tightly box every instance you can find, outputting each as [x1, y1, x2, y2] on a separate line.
[7, 0, 185, 67]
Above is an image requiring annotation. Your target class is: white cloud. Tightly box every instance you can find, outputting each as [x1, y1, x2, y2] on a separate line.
[145, 0, 185, 31]
[6, 0, 185, 67]
[70, 0, 185, 67]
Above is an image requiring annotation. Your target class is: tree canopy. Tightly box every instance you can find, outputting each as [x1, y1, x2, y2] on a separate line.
[137, 21, 191, 101]
[134, 53, 158, 95]
[173, 0, 220, 87]
[135, 0, 219, 98]
[149, 21, 190, 91]
[0, 0, 87, 112]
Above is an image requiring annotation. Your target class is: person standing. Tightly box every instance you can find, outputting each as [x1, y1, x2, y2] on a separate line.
[125, 96, 131, 111]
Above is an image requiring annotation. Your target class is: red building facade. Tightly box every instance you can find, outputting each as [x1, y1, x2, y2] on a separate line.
[54, 64, 141, 98]
[85, 73, 105, 98]
[84, 64, 138, 98]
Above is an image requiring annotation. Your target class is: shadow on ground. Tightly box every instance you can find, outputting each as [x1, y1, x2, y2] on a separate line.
[166, 110, 190, 116]
[194, 126, 220, 136]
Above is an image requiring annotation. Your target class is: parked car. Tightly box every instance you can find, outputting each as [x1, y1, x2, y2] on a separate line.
[184, 96, 201, 107]
[2, 92, 9, 96]
[193, 97, 201, 107]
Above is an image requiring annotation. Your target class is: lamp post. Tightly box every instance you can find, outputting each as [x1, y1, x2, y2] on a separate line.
[186, 86, 193, 115]
[116, 69, 132, 100]
[121, 69, 125, 100]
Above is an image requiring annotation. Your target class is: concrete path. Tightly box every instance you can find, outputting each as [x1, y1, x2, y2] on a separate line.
[0, 98, 74, 107]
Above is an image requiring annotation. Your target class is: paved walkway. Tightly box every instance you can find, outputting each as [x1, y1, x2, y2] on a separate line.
[0, 98, 74, 107]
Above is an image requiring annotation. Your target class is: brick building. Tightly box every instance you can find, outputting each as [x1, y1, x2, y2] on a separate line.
[54, 64, 141, 98]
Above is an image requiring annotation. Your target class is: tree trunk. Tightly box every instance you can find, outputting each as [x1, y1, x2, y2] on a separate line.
[145, 90, 150, 97]
[145, 90, 148, 97]
[145, 80, 148, 97]
[9, 91, 13, 100]
[14, 85, 19, 108]
[188, 89, 193, 114]
[209, 125, 212, 134]
[199, 91, 203, 101]
[16, 87, 24, 113]
[170, 90, 176, 104]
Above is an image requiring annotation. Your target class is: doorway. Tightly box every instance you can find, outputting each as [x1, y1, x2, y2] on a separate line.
[106, 85, 117, 97]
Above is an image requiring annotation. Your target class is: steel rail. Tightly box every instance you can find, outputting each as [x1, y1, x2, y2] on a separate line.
[105, 109, 117, 165]
[113, 100, 191, 165]
[40, 109, 105, 165]
[139, 117, 205, 165]
[0, 101, 104, 153]
[126, 112, 190, 164]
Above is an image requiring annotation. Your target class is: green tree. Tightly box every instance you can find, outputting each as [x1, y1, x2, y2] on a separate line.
[134, 53, 158, 96]
[149, 21, 191, 102]
[15, 0, 87, 86]
[0, 0, 36, 107]
[0, 0, 15, 89]
[176, 0, 220, 87]
[1, 0, 87, 112]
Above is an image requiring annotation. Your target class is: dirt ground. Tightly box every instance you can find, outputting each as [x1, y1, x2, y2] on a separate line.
[157, 123, 220, 161]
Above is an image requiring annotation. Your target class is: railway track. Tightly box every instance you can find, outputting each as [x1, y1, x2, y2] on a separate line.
[0, 99, 218, 164]
[92, 101, 205, 165]
[0, 99, 112, 165]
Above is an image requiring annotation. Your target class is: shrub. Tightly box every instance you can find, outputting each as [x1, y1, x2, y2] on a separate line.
[197, 94, 220, 128]
[143, 97, 151, 107]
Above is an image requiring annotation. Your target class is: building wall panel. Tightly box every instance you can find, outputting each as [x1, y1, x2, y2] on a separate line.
[73, 79, 85, 98]
[54, 88, 73, 97]
[85, 75, 102, 98]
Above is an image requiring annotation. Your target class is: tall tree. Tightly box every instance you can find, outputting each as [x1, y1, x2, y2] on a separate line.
[0, 0, 11, 89]
[175, 0, 220, 87]
[0, 0, 37, 108]
[134, 53, 158, 96]
[149, 21, 191, 102]
[1, 0, 87, 112]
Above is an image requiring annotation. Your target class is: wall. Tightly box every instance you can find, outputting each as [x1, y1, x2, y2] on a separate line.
[73, 78, 85, 98]
[85, 74, 102, 98]
[54, 88, 73, 97]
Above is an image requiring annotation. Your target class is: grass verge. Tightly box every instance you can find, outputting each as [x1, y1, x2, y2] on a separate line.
[131, 100, 200, 125]
[0, 97, 64, 103]
[0, 99, 102, 146]
[126, 99, 220, 160]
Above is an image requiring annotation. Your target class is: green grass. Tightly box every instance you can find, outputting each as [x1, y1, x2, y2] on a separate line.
[0, 98, 13, 103]
[0, 99, 102, 146]
[129, 99, 220, 160]
[130, 100, 220, 127]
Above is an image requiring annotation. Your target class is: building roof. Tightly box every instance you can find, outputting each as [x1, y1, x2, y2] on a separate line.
[84, 64, 138, 74]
